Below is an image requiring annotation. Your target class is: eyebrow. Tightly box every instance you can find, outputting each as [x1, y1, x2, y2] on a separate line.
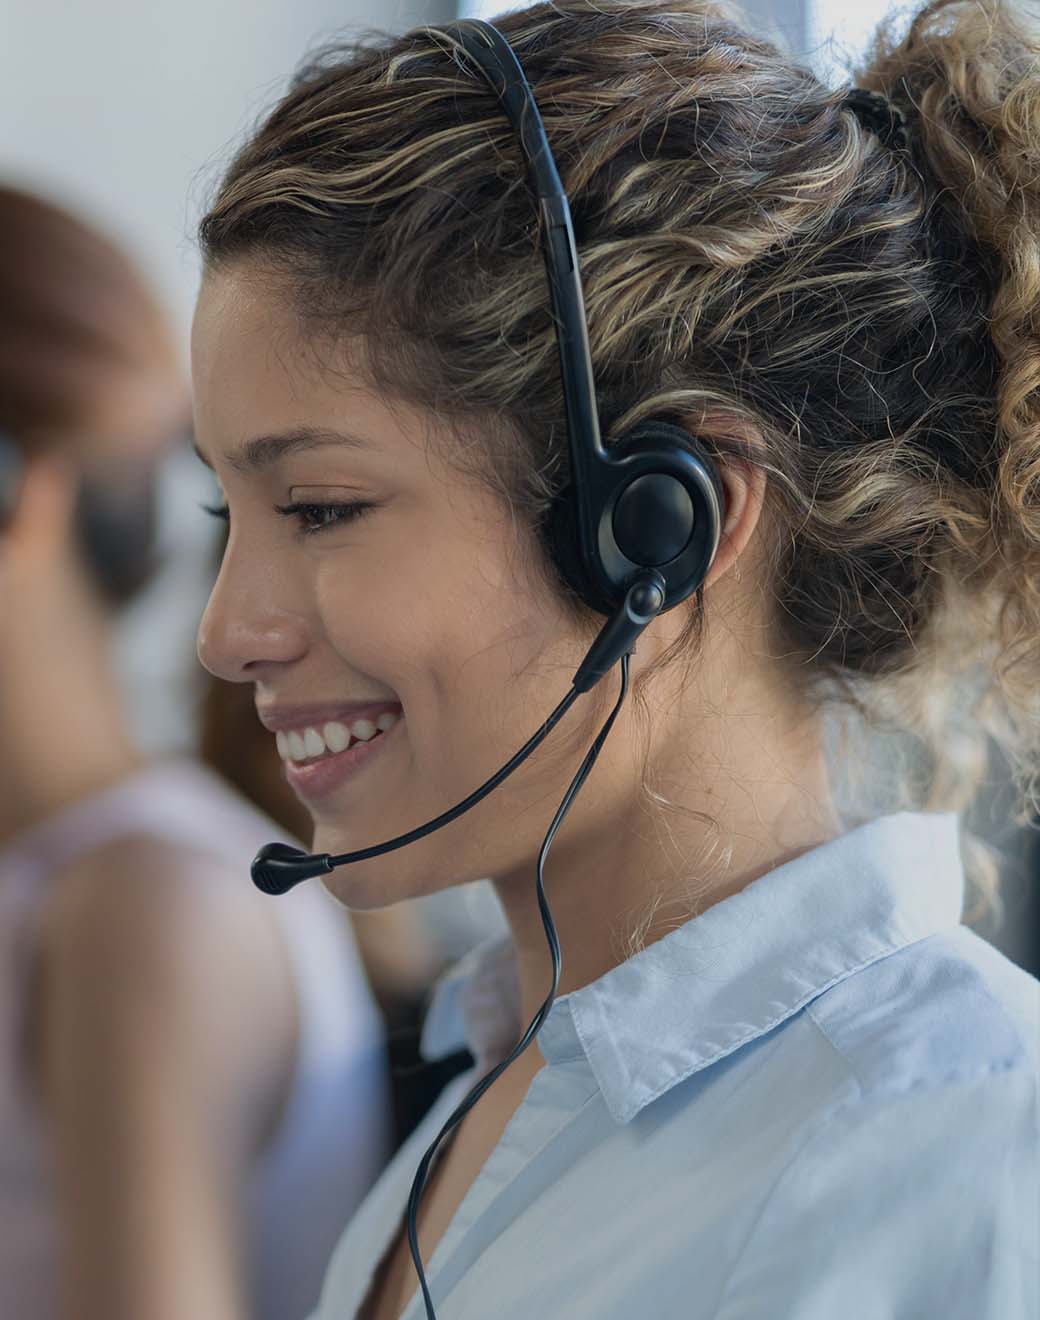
[192, 424, 373, 475]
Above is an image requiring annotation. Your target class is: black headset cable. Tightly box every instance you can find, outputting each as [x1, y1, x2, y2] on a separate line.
[405, 652, 632, 1319]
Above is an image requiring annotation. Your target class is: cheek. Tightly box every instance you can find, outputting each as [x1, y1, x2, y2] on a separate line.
[312, 554, 467, 774]
[312, 508, 521, 670]
[313, 548, 440, 673]
[312, 543, 551, 744]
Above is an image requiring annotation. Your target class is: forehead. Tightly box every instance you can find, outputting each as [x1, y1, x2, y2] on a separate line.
[192, 267, 323, 419]
[191, 265, 423, 468]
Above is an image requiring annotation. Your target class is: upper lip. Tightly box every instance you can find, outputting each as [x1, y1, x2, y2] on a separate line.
[255, 700, 403, 732]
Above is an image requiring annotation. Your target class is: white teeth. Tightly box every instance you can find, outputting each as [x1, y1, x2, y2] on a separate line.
[275, 709, 401, 763]
[303, 727, 326, 758]
[323, 721, 352, 753]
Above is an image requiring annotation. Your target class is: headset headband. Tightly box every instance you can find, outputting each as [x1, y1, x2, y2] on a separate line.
[445, 20, 611, 579]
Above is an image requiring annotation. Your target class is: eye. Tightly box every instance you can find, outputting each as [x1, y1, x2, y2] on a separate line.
[274, 500, 375, 535]
[199, 500, 230, 522]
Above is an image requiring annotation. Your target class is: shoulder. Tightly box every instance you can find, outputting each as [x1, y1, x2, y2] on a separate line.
[37, 830, 297, 1104]
[711, 931, 1040, 1317]
[41, 829, 288, 984]
[806, 925, 1039, 1101]
[715, 1061, 1038, 1320]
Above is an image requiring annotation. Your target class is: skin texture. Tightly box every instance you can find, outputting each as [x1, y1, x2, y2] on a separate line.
[193, 261, 846, 1319]
[1, 331, 298, 1320]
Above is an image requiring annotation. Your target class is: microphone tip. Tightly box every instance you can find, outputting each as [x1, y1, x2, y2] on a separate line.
[251, 842, 334, 895]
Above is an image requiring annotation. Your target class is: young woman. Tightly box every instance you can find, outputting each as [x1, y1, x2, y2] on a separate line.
[190, 1, 1040, 1316]
[0, 184, 390, 1320]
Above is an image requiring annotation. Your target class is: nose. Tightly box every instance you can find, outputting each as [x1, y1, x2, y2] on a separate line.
[197, 533, 309, 682]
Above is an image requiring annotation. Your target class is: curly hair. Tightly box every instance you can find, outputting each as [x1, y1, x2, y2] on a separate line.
[197, 0, 1040, 930]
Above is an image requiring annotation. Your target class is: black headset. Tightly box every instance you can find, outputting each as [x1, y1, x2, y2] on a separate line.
[0, 430, 161, 606]
[249, 18, 726, 1317]
[472, 26, 726, 624]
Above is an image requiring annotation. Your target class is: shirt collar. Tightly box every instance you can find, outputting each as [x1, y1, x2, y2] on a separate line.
[420, 810, 965, 1124]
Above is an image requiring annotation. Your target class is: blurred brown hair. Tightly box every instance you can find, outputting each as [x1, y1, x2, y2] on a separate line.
[0, 183, 170, 448]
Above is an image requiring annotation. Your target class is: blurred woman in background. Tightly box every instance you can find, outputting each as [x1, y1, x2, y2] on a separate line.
[0, 183, 390, 1320]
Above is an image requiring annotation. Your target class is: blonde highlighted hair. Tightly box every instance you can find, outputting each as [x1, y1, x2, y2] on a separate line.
[199, 0, 1040, 928]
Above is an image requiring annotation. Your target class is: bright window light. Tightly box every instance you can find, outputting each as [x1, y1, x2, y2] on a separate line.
[806, 0, 914, 86]
[457, 0, 532, 19]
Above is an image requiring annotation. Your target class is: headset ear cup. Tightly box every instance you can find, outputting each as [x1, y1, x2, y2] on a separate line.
[542, 485, 586, 606]
[541, 423, 727, 619]
[611, 421, 727, 588]
[616, 422, 726, 515]
[542, 485, 614, 616]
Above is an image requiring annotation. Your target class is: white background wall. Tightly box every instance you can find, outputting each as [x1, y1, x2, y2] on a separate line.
[0, 0, 454, 357]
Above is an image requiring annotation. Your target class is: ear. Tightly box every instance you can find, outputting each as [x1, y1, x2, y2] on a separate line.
[681, 414, 768, 592]
[703, 452, 767, 591]
[0, 448, 78, 563]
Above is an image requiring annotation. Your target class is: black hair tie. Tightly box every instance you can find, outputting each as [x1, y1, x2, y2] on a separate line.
[843, 87, 909, 152]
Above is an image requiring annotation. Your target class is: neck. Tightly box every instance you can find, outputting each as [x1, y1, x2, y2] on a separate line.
[491, 662, 843, 1034]
[0, 563, 145, 851]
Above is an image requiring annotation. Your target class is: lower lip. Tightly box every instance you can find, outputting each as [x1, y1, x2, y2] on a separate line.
[283, 718, 402, 802]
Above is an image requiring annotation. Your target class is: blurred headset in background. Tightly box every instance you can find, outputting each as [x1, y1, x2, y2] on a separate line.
[0, 428, 164, 608]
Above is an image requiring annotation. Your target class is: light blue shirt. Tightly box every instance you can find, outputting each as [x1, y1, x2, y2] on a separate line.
[311, 811, 1039, 1319]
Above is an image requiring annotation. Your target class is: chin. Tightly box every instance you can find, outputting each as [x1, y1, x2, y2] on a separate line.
[308, 830, 415, 910]
[319, 872, 364, 909]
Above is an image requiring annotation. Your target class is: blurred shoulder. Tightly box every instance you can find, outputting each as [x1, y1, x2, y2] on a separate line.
[38, 827, 292, 1008]
[34, 829, 298, 1166]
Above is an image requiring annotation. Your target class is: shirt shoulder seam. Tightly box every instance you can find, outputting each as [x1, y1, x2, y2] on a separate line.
[805, 961, 1035, 1098]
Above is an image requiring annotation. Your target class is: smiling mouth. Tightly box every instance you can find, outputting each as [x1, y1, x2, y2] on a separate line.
[275, 709, 401, 766]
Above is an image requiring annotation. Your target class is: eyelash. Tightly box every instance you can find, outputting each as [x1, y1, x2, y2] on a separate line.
[199, 500, 375, 535]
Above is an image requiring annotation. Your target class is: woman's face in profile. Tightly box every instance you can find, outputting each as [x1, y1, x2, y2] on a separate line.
[191, 264, 607, 909]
